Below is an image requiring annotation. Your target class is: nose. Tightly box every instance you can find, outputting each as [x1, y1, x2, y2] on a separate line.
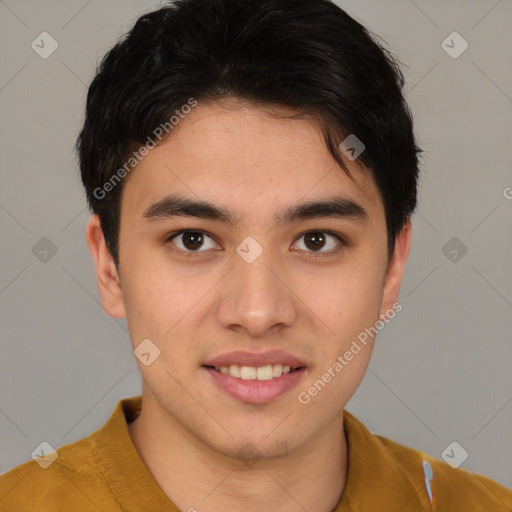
[216, 242, 298, 339]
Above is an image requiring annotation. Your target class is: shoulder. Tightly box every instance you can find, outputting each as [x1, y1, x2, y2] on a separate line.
[343, 410, 512, 510]
[0, 435, 118, 512]
[376, 433, 512, 509]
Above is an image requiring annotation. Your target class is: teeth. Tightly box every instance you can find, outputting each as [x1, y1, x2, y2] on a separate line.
[230, 364, 241, 378]
[256, 365, 273, 381]
[240, 366, 256, 380]
[272, 364, 283, 377]
[214, 364, 298, 380]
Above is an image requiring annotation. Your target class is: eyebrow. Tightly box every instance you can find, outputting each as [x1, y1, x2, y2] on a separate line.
[142, 193, 368, 226]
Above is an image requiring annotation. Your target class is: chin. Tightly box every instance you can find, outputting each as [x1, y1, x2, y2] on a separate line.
[213, 436, 292, 464]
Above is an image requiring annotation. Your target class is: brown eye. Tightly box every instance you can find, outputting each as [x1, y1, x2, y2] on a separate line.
[304, 232, 327, 251]
[293, 231, 344, 253]
[181, 231, 204, 250]
[168, 230, 219, 252]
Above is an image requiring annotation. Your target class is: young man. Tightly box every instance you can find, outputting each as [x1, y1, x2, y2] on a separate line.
[1, 0, 511, 510]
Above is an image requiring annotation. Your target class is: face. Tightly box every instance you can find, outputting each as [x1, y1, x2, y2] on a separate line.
[87, 99, 411, 460]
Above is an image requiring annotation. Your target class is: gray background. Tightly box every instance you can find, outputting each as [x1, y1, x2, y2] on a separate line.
[1, 0, 511, 491]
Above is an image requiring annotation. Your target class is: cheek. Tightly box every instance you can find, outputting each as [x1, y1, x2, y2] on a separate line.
[310, 261, 384, 336]
[343, 275, 383, 330]
[298, 275, 383, 411]
[120, 252, 219, 364]
[120, 254, 186, 341]
[297, 260, 384, 398]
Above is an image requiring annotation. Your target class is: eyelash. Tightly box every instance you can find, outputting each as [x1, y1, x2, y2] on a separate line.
[164, 229, 348, 258]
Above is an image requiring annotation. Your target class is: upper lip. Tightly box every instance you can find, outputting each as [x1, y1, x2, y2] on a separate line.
[203, 350, 306, 368]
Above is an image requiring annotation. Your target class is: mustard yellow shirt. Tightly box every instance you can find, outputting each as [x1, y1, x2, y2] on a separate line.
[1, 396, 511, 511]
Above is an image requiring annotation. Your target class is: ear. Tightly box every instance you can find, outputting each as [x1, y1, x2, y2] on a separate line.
[85, 214, 126, 319]
[380, 219, 412, 320]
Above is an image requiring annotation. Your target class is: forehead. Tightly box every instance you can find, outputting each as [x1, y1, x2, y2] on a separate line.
[121, 101, 382, 219]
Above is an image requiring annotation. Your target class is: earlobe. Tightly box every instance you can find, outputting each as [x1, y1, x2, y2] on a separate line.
[85, 214, 127, 319]
[380, 219, 412, 318]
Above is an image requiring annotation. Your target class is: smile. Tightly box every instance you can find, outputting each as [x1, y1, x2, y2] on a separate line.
[202, 364, 307, 404]
[205, 363, 304, 380]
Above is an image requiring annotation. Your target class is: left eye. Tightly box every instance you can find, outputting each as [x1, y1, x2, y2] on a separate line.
[292, 231, 344, 253]
[166, 230, 344, 254]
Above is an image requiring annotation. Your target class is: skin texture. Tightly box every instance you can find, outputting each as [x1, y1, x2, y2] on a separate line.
[86, 99, 412, 512]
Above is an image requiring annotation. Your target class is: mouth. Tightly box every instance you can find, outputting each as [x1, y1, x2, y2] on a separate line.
[203, 363, 306, 381]
[201, 363, 307, 404]
[201, 350, 308, 404]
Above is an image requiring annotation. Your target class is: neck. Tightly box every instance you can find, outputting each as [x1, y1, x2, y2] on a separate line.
[128, 392, 348, 512]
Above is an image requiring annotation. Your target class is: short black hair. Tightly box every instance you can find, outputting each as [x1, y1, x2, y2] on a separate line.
[76, 0, 422, 267]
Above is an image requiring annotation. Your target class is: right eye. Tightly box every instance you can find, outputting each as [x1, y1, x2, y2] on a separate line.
[166, 230, 221, 254]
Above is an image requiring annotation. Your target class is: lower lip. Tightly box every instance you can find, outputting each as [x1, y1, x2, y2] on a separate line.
[203, 366, 306, 404]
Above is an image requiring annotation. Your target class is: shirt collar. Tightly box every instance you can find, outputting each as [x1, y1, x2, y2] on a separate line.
[336, 409, 432, 511]
[92, 396, 431, 511]
[91, 396, 179, 511]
